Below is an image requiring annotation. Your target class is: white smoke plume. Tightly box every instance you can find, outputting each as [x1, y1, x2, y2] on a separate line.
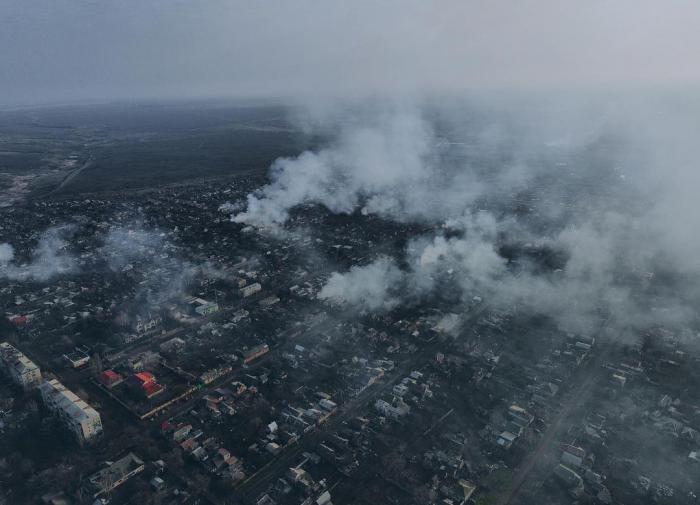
[101, 221, 231, 311]
[0, 226, 78, 282]
[232, 105, 453, 227]
[321, 206, 698, 335]
[317, 256, 403, 312]
[100, 222, 205, 306]
[228, 98, 610, 229]
[231, 95, 700, 337]
[100, 224, 169, 272]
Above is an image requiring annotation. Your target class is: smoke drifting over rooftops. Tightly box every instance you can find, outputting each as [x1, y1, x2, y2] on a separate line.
[4, 0, 700, 340]
[227, 94, 700, 337]
[0, 221, 222, 312]
[0, 226, 77, 282]
[234, 107, 439, 226]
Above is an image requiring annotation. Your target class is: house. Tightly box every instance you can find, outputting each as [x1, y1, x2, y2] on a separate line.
[553, 464, 584, 498]
[508, 404, 534, 427]
[150, 476, 166, 492]
[159, 337, 186, 353]
[375, 399, 410, 419]
[172, 424, 193, 442]
[99, 369, 123, 388]
[497, 431, 518, 449]
[561, 444, 586, 468]
[63, 350, 90, 369]
[129, 371, 164, 398]
[213, 448, 235, 471]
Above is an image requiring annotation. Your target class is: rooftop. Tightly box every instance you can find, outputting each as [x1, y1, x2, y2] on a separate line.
[40, 378, 101, 424]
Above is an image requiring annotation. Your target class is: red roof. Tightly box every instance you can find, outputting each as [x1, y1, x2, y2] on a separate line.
[143, 381, 163, 397]
[103, 370, 120, 380]
[99, 369, 123, 386]
[133, 371, 155, 385]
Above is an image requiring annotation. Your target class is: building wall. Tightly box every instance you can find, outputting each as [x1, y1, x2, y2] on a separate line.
[39, 378, 103, 445]
[0, 342, 42, 390]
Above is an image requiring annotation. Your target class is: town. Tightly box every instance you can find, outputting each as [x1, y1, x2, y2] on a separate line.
[2, 172, 699, 505]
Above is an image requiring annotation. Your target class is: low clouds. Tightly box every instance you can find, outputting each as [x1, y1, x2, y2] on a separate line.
[3, 1, 700, 106]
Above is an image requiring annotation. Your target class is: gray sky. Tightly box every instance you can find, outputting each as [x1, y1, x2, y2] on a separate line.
[2, 0, 700, 106]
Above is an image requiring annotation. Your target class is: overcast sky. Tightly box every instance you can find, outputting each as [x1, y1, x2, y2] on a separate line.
[1, 0, 699, 106]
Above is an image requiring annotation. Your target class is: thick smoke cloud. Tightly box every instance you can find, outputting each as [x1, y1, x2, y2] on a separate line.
[0, 226, 77, 282]
[314, 204, 693, 335]
[233, 106, 440, 226]
[318, 256, 403, 312]
[230, 95, 700, 338]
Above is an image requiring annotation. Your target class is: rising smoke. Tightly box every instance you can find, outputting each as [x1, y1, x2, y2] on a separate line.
[233, 105, 439, 226]
[318, 256, 403, 312]
[0, 220, 213, 313]
[0, 226, 78, 282]
[100, 222, 217, 308]
[228, 94, 700, 337]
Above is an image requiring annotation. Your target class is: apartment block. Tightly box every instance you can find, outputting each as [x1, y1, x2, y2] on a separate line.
[0, 342, 42, 390]
[39, 378, 103, 445]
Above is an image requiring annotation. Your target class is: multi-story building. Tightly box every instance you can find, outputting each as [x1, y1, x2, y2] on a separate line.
[39, 378, 103, 445]
[0, 342, 42, 390]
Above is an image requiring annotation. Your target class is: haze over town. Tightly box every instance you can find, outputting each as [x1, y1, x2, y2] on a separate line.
[1, 2, 700, 505]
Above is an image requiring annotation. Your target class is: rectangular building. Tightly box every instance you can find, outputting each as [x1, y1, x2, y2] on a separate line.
[196, 302, 219, 316]
[63, 349, 90, 369]
[85, 452, 145, 498]
[99, 369, 124, 388]
[240, 282, 262, 298]
[0, 342, 42, 390]
[243, 343, 269, 364]
[39, 378, 103, 445]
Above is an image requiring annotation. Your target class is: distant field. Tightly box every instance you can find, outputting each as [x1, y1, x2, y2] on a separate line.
[0, 101, 311, 196]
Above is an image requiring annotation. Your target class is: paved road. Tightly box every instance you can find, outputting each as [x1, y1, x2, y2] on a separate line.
[496, 332, 615, 505]
[232, 341, 443, 504]
[50, 157, 94, 194]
